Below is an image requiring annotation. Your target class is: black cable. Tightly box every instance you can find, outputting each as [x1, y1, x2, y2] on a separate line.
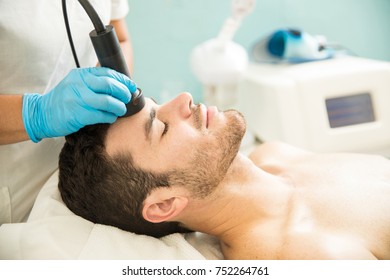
[62, 0, 108, 67]
[62, 0, 80, 68]
[78, 0, 106, 33]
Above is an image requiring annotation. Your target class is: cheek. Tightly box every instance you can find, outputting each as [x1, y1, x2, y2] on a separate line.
[137, 124, 213, 172]
[163, 133, 197, 158]
[162, 128, 209, 163]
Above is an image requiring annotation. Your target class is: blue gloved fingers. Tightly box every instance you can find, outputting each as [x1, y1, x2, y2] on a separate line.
[83, 73, 132, 105]
[81, 88, 128, 117]
[85, 67, 137, 98]
[92, 67, 138, 93]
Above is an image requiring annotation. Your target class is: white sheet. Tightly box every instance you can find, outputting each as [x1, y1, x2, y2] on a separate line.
[0, 170, 223, 259]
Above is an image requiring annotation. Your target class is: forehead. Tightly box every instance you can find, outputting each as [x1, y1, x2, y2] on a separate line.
[105, 97, 155, 157]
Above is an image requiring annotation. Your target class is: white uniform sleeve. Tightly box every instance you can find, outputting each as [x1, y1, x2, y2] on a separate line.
[111, 0, 129, 20]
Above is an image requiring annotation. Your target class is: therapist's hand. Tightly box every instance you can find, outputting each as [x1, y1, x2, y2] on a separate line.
[22, 67, 136, 143]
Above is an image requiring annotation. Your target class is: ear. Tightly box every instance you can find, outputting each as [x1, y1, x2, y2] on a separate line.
[142, 188, 188, 224]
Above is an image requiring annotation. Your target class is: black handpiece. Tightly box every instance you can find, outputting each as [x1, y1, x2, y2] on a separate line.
[89, 26, 145, 117]
[63, 0, 145, 117]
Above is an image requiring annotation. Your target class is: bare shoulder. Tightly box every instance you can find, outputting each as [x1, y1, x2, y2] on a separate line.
[278, 231, 378, 260]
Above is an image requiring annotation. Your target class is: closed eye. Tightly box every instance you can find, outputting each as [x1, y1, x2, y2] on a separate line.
[162, 122, 169, 136]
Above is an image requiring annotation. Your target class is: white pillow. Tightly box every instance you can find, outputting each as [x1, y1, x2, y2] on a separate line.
[0, 170, 223, 260]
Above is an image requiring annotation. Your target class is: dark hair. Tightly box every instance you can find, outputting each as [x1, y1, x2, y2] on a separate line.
[58, 124, 189, 238]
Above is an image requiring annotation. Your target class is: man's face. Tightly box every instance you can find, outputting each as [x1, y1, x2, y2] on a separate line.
[105, 92, 246, 197]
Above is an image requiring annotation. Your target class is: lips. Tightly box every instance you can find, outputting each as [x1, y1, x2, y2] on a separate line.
[198, 104, 219, 128]
[198, 104, 207, 128]
[206, 105, 218, 128]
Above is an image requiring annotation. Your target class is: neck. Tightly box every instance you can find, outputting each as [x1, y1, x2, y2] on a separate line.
[179, 153, 291, 245]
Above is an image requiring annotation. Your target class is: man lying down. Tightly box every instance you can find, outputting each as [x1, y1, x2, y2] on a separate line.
[58, 92, 390, 260]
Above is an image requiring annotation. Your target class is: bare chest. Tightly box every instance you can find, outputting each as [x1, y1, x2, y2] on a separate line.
[225, 156, 390, 259]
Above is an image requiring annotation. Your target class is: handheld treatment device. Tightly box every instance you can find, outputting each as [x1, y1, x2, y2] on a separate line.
[62, 0, 145, 117]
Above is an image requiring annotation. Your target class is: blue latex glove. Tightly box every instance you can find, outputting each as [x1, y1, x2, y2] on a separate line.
[22, 67, 137, 142]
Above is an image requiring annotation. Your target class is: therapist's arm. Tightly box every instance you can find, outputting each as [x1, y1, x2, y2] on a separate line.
[110, 18, 134, 76]
[0, 95, 30, 145]
[0, 20, 133, 145]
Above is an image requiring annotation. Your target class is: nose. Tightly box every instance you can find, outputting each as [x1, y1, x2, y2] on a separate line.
[159, 92, 193, 120]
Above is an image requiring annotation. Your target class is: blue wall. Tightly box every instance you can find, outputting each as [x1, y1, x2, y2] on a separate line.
[126, 0, 390, 103]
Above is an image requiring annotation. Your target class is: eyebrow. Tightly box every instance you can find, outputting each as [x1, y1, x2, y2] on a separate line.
[144, 107, 156, 142]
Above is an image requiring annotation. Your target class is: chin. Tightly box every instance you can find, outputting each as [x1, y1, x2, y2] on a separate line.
[214, 109, 246, 169]
[223, 109, 247, 143]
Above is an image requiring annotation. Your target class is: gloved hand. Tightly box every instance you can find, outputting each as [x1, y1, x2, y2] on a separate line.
[22, 67, 137, 142]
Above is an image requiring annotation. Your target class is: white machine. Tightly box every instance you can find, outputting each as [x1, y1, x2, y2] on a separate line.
[237, 56, 390, 156]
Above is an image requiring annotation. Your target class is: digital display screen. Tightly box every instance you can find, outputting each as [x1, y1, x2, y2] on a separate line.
[325, 93, 376, 128]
